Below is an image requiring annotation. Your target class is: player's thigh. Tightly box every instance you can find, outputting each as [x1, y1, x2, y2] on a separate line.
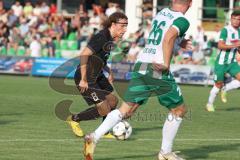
[123, 72, 151, 105]
[97, 74, 114, 92]
[105, 93, 118, 108]
[214, 64, 226, 82]
[229, 62, 240, 80]
[147, 75, 172, 96]
[158, 80, 184, 110]
[170, 103, 187, 117]
[96, 74, 118, 107]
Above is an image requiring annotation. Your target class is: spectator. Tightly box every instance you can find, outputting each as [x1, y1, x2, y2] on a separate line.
[89, 12, 101, 31]
[80, 11, 89, 26]
[0, 9, 8, 24]
[46, 37, 55, 57]
[192, 43, 205, 65]
[52, 17, 64, 42]
[38, 17, 49, 33]
[105, 2, 117, 17]
[77, 21, 93, 49]
[0, 0, 3, 11]
[71, 11, 81, 30]
[33, 3, 42, 17]
[41, 2, 50, 15]
[179, 49, 193, 64]
[7, 9, 18, 27]
[50, 3, 57, 15]
[23, 2, 33, 18]
[0, 20, 8, 47]
[142, 0, 153, 19]
[0, 20, 8, 36]
[202, 35, 212, 56]
[62, 21, 69, 39]
[194, 25, 204, 49]
[19, 18, 29, 37]
[8, 27, 21, 51]
[11, 1, 23, 17]
[135, 29, 145, 47]
[29, 36, 41, 57]
[78, 2, 86, 16]
[127, 42, 141, 63]
[27, 12, 38, 27]
[78, 0, 86, 12]
[143, 20, 152, 41]
[24, 26, 35, 46]
[92, 3, 103, 15]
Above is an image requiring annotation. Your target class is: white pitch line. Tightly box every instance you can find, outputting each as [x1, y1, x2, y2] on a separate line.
[0, 138, 240, 142]
[138, 138, 240, 141]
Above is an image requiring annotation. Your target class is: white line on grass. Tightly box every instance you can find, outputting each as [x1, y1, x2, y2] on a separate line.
[0, 138, 240, 142]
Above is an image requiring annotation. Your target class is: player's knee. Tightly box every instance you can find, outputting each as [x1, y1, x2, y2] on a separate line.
[171, 104, 187, 118]
[235, 73, 240, 81]
[215, 82, 224, 88]
[106, 95, 118, 109]
[118, 102, 136, 119]
[124, 102, 139, 119]
[96, 101, 112, 116]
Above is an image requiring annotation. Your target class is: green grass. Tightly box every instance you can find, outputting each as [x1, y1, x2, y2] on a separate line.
[0, 75, 240, 160]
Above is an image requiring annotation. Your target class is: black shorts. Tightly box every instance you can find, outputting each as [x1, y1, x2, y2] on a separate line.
[74, 69, 114, 106]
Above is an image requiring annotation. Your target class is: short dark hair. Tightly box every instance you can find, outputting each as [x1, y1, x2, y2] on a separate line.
[231, 10, 240, 17]
[103, 12, 128, 28]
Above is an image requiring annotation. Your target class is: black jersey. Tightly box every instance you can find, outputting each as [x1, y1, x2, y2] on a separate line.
[77, 28, 113, 82]
[87, 28, 113, 66]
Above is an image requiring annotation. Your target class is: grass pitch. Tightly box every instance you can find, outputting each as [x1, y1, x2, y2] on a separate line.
[0, 75, 240, 160]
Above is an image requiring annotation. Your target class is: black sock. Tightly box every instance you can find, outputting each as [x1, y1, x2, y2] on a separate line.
[102, 116, 107, 122]
[72, 107, 100, 122]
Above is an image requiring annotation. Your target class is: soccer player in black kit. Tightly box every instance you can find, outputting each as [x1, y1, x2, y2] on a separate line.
[66, 12, 128, 138]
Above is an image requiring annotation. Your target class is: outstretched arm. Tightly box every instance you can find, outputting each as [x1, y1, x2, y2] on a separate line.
[162, 27, 179, 69]
[79, 47, 93, 93]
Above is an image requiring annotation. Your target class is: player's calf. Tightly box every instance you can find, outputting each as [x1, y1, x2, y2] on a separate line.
[106, 94, 118, 109]
[170, 104, 187, 118]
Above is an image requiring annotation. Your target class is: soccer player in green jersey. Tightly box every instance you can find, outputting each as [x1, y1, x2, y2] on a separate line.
[220, 18, 240, 104]
[83, 0, 192, 160]
[206, 11, 240, 112]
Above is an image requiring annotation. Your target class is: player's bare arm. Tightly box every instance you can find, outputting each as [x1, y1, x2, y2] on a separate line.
[163, 27, 179, 69]
[152, 27, 178, 71]
[218, 40, 240, 50]
[79, 47, 93, 93]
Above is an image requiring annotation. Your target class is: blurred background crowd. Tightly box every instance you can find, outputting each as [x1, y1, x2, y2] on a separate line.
[0, 0, 239, 68]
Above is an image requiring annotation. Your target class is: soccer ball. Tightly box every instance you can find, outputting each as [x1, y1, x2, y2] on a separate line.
[112, 120, 132, 140]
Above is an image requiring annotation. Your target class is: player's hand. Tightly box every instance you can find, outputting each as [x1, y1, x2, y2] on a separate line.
[152, 62, 169, 72]
[180, 39, 193, 50]
[232, 40, 240, 48]
[108, 72, 114, 84]
[79, 80, 88, 93]
[124, 103, 139, 119]
[236, 50, 240, 62]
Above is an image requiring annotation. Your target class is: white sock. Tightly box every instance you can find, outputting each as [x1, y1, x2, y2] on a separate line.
[94, 109, 123, 142]
[224, 80, 240, 92]
[161, 113, 182, 154]
[207, 86, 220, 105]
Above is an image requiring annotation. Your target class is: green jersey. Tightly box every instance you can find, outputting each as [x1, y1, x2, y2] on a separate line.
[216, 25, 240, 65]
[136, 8, 190, 76]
